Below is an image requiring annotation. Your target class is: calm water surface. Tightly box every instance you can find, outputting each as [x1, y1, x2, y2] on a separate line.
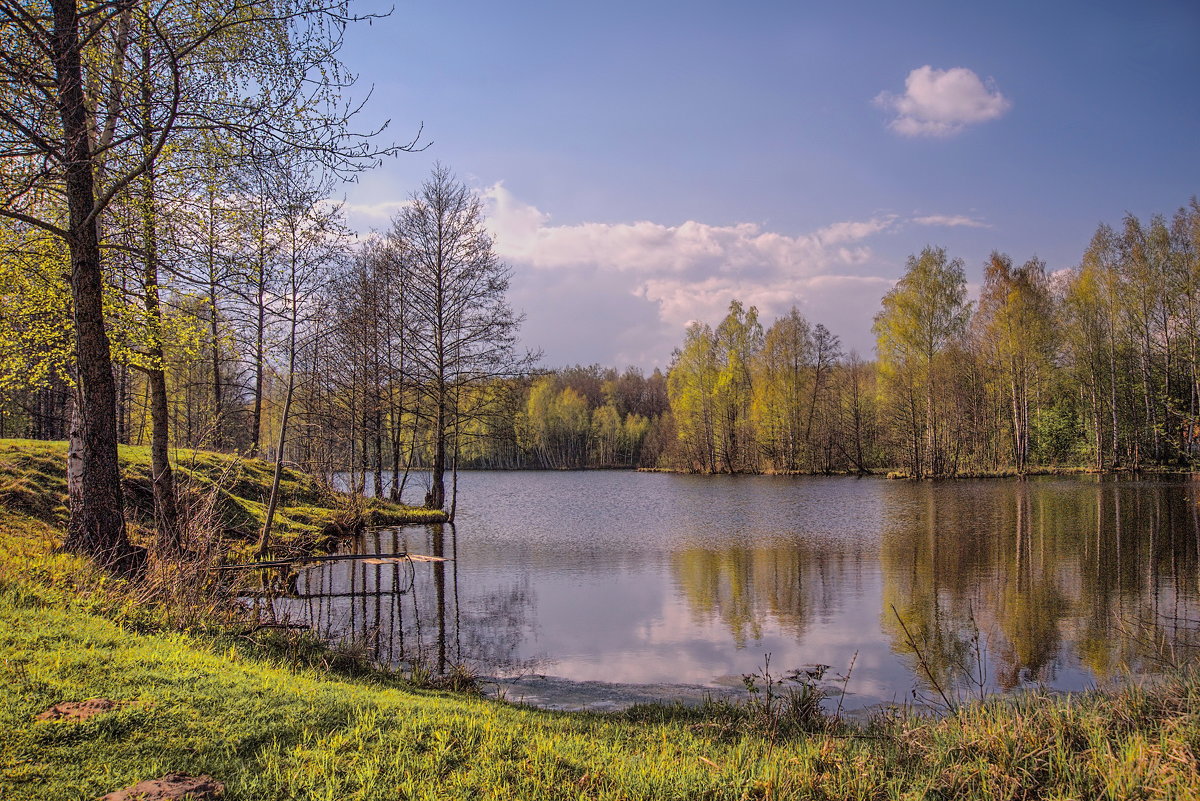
[276, 472, 1200, 710]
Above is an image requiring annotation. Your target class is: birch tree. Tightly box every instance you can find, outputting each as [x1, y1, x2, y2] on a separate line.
[874, 247, 971, 477]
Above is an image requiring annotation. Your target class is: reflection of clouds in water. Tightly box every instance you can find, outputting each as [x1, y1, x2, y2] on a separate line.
[278, 473, 1200, 709]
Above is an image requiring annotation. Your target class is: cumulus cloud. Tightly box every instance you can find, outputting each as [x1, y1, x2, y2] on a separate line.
[339, 199, 411, 232]
[343, 199, 410, 218]
[875, 66, 1011, 137]
[480, 183, 898, 367]
[913, 214, 991, 229]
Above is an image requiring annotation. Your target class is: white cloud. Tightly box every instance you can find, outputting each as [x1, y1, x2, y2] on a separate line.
[339, 200, 411, 231]
[913, 214, 992, 229]
[875, 66, 1011, 137]
[481, 184, 898, 367]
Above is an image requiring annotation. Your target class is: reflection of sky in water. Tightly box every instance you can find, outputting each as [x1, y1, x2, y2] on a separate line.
[280, 472, 1200, 709]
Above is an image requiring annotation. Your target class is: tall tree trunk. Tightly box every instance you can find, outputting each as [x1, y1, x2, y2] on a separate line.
[389, 397, 402, 501]
[448, 383, 461, 522]
[372, 387, 383, 498]
[1009, 369, 1023, 472]
[141, 202, 181, 550]
[257, 308, 299, 558]
[115, 362, 130, 444]
[1107, 306, 1121, 467]
[67, 385, 83, 513]
[52, 0, 137, 572]
[250, 273, 266, 457]
[360, 403, 370, 495]
[426, 386, 446, 510]
[206, 188, 224, 450]
[255, 366, 295, 559]
[140, 55, 181, 551]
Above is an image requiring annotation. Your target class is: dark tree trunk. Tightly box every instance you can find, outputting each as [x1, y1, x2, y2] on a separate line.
[51, 0, 138, 572]
[146, 364, 181, 549]
[141, 62, 181, 552]
[203, 185, 226, 451]
[143, 225, 182, 550]
[425, 391, 446, 510]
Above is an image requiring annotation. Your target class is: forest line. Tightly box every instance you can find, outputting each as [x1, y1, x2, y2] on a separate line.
[517, 197, 1200, 478]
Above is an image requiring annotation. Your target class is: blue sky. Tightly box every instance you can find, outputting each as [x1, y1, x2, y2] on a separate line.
[337, 0, 1200, 368]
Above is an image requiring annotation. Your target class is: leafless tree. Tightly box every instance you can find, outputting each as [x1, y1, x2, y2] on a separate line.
[388, 165, 533, 518]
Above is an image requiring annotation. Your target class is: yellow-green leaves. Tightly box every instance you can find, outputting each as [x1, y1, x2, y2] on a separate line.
[0, 232, 72, 395]
[872, 246, 970, 476]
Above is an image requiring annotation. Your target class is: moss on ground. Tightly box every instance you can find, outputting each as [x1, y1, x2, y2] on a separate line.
[0, 439, 445, 557]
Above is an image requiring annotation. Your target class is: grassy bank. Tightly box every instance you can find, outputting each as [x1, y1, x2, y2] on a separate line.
[0, 439, 445, 557]
[1, 445, 1199, 799]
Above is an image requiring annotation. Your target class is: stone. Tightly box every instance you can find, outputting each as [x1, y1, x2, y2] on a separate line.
[101, 774, 225, 801]
[35, 698, 124, 721]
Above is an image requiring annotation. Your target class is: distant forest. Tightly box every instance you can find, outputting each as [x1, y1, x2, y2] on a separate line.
[460, 197, 1200, 477]
[6, 196, 1199, 484]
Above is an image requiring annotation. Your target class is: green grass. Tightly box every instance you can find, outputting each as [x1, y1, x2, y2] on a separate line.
[0, 439, 446, 556]
[1, 447, 1199, 799]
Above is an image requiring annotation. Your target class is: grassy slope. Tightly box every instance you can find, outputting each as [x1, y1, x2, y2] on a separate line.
[0, 439, 445, 555]
[1, 446, 1198, 799]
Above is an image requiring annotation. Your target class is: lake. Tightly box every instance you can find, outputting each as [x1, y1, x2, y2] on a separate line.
[275, 471, 1200, 711]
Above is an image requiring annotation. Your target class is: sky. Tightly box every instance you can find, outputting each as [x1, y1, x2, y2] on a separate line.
[333, 0, 1200, 370]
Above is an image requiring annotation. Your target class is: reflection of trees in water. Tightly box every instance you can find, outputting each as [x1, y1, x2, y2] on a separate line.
[990, 485, 1068, 689]
[452, 579, 537, 675]
[670, 542, 859, 647]
[280, 523, 535, 676]
[1072, 482, 1200, 678]
[881, 486, 995, 694]
[880, 478, 1200, 698]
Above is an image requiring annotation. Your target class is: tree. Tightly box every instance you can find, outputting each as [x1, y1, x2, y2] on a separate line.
[0, 0, 139, 569]
[874, 247, 971, 477]
[0, 0, 412, 569]
[667, 322, 719, 472]
[255, 164, 345, 558]
[752, 308, 813, 471]
[975, 253, 1055, 471]
[712, 300, 763, 472]
[389, 165, 529, 516]
[1064, 225, 1128, 468]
